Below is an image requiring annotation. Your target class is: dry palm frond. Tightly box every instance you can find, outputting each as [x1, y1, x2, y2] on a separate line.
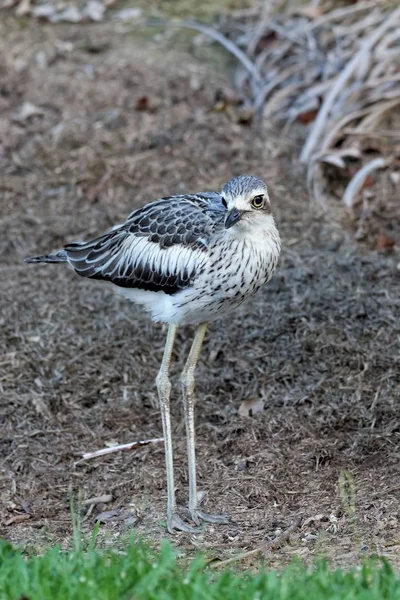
[342, 157, 388, 208]
[213, 1, 400, 215]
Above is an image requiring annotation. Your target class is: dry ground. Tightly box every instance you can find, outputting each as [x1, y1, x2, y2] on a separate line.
[1, 15, 400, 568]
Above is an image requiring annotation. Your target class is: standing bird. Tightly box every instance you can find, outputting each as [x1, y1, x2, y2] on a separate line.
[26, 175, 281, 533]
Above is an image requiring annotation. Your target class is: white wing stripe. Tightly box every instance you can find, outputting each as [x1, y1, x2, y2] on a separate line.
[93, 236, 206, 283]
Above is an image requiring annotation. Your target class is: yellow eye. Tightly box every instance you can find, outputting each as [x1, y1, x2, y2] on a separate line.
[251, 195, 264, 209]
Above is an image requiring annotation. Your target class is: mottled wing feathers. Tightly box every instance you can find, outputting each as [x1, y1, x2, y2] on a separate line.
[64, 192, 225, 295]
[125, 193, 224, 248]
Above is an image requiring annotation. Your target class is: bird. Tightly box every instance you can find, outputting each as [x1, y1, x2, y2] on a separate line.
[25, 174, 281, 533]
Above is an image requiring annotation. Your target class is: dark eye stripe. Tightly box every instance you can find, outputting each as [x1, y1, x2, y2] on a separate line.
[221, 197, 227, 208]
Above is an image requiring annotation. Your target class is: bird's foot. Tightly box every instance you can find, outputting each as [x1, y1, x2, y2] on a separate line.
[190, 509, 231, 526]
[167, 512, 203, 534]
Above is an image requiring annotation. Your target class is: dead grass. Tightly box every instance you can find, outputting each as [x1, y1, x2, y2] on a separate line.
[1, 16, 400, 568]
[215, 0, 400, 248]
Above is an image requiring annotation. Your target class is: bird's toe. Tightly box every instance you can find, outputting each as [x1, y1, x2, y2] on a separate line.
[190, 509, 231, 525]
[167, 512, 203, 534]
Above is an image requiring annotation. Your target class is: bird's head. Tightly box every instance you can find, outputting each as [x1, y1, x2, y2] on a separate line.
[221, 175, 273, 232]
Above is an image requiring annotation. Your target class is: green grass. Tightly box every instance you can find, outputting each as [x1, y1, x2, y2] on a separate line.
[1, 537, 400, 600]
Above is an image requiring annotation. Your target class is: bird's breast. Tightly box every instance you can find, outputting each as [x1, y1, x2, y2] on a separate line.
[204, 233, 280, 298]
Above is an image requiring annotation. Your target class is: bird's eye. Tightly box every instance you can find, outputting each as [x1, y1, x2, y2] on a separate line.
[221, 197, 227, 208]
[251, 195, 264, 209]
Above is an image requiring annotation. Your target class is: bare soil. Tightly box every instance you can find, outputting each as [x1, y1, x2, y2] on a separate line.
[1, 16, 400, 568]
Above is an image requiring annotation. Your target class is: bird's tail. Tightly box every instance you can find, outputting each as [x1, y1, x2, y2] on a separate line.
[24, 250, 68, 264]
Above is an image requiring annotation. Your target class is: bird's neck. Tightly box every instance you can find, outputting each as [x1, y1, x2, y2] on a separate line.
[226, 214, 280, 246]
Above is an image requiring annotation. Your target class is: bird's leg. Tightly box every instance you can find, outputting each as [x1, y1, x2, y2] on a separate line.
[156, 324, 199, 534]
[181, 323, 230, 526]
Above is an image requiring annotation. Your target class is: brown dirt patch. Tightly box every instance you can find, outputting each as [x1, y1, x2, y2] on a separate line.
[1, 16, 400, 568]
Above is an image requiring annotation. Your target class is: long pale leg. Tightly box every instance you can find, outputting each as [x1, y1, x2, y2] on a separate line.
[156, 324, 199, 533]
[181, 323, 230, 525]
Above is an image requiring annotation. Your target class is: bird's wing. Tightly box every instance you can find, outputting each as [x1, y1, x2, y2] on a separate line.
[64, 193, 225, 295]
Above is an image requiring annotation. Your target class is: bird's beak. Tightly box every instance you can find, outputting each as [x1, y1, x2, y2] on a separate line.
[225, 208, 242, 229]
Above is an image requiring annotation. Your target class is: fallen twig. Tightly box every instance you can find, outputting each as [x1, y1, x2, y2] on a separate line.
[6, 514, 32, 526]
[82, 494, 113, 506]
[75, 437, 164, 465]
[210, 517, 302, 569]
[82, 494, 113, 520]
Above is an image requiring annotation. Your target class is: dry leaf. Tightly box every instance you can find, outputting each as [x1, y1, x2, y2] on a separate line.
[20, 499, 32, 513]
[32, 4, 56, 18]
[51, 6, 82, 23]
[255, 32, 277, 53]
[136, 96, 153, 112]
[15, 0, 31, 16]
[297, 109, 318, 124]
[237, 108, 255, 125]
[95, 509, 121, 523]
[83, 0, 105, 22]
[303, 513, 328, 527]
[13, 102, 44, 121]
[238, 398, 264, 417]
[389, 171, 400, 185]
[212, 100, 227, 113]
[362, 174, 374, 188]
[31, 393, 51, 418]
[376, 234, 395, 250]
[213, 87, 240, 111]
[2, 0, 18, 8]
